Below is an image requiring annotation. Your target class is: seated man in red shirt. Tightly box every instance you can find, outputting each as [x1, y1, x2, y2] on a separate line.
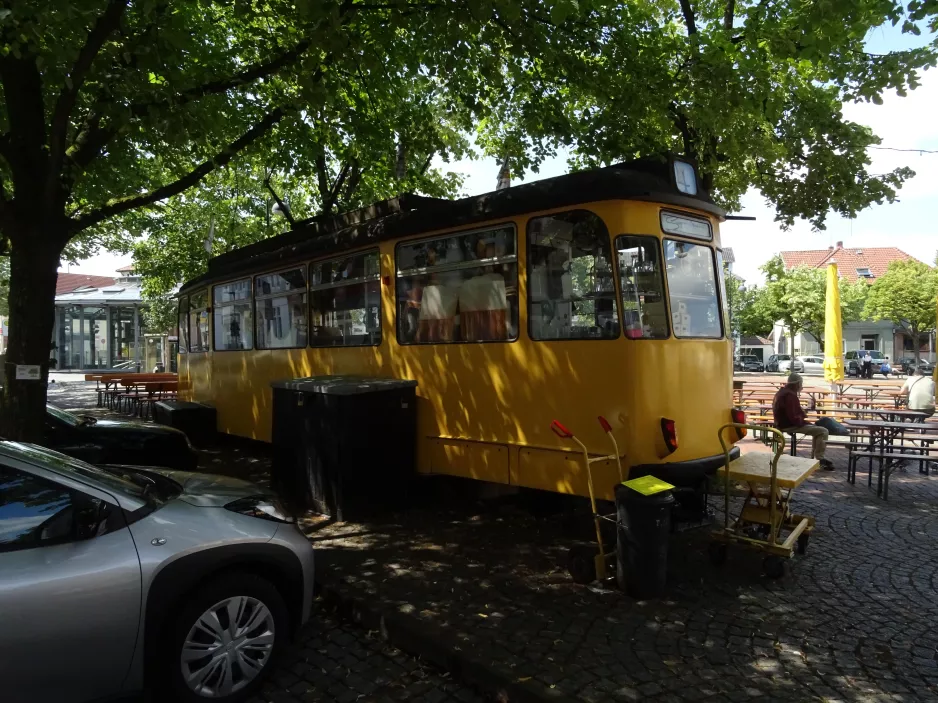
[773, 373, 834, 470]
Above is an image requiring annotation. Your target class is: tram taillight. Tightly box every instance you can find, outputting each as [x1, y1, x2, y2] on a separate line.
[660, 417, 678, 454]
[731, 408, 748, 440]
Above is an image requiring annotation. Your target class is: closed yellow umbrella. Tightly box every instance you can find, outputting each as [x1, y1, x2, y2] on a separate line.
[823, 263, 844, 384]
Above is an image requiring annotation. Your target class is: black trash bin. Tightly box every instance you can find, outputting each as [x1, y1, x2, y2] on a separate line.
[270, 376, 417, 520]
[615, 482, 674, 598]
[153, 400, 217, 448]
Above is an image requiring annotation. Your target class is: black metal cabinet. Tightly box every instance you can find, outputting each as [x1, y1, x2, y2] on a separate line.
[270, 376, 417, 520]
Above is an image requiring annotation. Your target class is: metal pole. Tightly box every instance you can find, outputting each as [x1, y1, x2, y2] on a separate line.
[134, 305, 141, 372]
[78, 305, 85, 371]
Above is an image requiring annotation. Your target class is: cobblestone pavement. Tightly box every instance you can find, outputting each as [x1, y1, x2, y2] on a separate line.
[305, 444, 938, 703]
[51, 383, 938, 702]
[246, 607, 484, 703]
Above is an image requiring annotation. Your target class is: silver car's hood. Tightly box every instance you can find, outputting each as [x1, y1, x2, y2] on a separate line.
[109, 466, 274, 508]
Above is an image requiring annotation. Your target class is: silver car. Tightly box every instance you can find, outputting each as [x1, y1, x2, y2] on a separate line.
[0, 442, 314, 703]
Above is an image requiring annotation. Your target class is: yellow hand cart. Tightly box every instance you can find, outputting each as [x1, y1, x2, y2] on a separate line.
[711, 424, 819, 578]
[551, 417, 624, 584]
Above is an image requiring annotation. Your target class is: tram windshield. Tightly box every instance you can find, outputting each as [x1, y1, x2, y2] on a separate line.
[663, 239, 722, 338]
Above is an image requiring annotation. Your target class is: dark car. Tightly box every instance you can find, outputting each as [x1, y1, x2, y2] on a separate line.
[734, 355, 765, 372]
[44, 404, 199, 470]
[897, 357, 935, 375]
[766, 354, 802, 373]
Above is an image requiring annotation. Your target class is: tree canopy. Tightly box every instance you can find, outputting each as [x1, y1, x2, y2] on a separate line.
[755, 256, 868, 349]
[864, 259, 938, 361]
[0, 0, 936, 439]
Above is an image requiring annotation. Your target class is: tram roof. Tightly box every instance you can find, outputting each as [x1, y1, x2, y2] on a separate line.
[179, 154, 725, 294]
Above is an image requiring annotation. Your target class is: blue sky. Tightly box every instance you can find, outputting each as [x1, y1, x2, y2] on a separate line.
[71, 22, 938, 285]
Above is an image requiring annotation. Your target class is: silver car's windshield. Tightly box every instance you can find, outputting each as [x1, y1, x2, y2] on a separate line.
[4, 442, 151, 500]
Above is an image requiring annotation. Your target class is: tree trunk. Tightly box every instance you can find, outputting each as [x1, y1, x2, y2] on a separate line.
[913, 330, 921, 368]
[0, 232, 64, 441]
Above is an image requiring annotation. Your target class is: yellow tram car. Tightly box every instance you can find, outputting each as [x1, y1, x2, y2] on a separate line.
[176, 155, 741, 502]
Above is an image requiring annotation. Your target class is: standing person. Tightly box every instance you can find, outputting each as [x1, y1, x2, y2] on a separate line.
[862, 351, 873, 379]
[773, 373, 834, 470]
[900, 367, 936, 416]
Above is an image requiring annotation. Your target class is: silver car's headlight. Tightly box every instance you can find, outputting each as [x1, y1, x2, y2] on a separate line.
[225, 496, 295, 523]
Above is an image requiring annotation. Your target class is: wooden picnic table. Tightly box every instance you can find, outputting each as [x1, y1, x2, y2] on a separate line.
[114, 379, 179, 416]
[843, 419, 938, 498]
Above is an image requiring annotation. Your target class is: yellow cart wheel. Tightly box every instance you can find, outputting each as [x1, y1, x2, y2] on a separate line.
[763, 555, 785, 579]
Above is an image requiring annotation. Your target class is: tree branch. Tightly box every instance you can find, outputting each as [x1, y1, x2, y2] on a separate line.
[420, 151, 434, 175]
[326, 161, 351, 212]
[723, 0, 735, 30]
[263, 173, 296, 227]
[47, 0, 129, 202]
[678, 0, 697, 35]
[127, 39, 311, 120]
[343, 158, 362, 202]
[68, 39, 313, 180]
[70, 107, 286, 232]
[315, 153, 331, 206]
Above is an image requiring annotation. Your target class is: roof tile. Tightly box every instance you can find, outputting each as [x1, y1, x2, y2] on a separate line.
[55, 273, 116, 295]
[780, 246, 920, 282]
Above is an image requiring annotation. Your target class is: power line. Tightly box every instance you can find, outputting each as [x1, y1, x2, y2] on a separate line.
[868, 146, 938, 154]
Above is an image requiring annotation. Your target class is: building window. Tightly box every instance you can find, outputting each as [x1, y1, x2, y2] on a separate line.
[310, 251, 381, 347]
[663, 239, 722, 338]
[188, 290, 210, 352]
[255, 268, 308, 349]
[213, 279, 252, 351]
[528, 210, 618, 340]
[177, 296, 188, 354]
[616, 236, 668, 339]
[396, 225, 518, 344]
[856, 267, 874, 279]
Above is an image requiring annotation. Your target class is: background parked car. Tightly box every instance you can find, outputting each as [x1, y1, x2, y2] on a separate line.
[44, 404, 198, 470]
[845, 350, 886, 377]
[897, 357, 935, 375]
[766, 354, 801, 372]
[734, 355, 765, 372]
[0, 441, 314, 703]
[793, 355, 824, 375]
[776, 357, 805, 374]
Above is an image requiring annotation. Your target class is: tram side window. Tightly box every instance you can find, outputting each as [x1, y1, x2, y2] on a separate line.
[188, 290, 210, 352]
[664, 240, 722, 338]
[255, 268, 308, 349]
[177, 295, 188, 354]
[616, 236, 668, 339]
[527, 210, 619, 340]
[213, 279, 253, 351]
[396, 225, 518, 344]
[309, 251, 381, 347]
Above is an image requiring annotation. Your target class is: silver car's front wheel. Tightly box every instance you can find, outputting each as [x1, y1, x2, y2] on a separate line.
[181, 596, 276, 697]
[164, 573, 288, 703]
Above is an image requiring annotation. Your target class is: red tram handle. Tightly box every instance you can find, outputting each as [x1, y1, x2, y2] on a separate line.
[597, 416, 612, 433]
[550, 420, 574, 438]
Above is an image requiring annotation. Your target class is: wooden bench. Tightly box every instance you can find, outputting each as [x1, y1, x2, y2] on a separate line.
[848, 445, 938, 499]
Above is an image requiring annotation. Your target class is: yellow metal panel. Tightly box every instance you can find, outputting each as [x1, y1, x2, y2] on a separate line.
[516, 447, 623, 499]
[428, 438, 509, 484]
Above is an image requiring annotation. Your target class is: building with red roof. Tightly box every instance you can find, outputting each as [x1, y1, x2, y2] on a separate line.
[771, 242, 933, 366]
